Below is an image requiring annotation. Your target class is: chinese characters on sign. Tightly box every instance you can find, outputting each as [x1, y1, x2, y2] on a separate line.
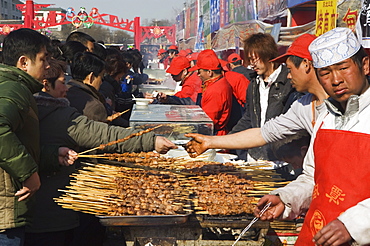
[342, 8, 358, 30]
[316, 0, 337, 36]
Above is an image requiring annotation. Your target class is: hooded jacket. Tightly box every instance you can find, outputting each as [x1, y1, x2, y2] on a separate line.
[27, 92, 156, 232]
[0, 64, 43, 230]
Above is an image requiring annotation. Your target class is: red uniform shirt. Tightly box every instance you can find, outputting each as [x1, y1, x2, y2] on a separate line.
[174, 72, 202, 102]
[224, 71, 250, 107]
[201, 76, 232, 136]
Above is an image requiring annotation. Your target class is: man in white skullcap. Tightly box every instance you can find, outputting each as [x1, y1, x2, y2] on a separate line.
[255, 27, 370, 245]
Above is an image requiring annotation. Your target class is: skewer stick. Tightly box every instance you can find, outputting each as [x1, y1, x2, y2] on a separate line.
[106, 109, 130, 122]
[78, 125, 163, 155]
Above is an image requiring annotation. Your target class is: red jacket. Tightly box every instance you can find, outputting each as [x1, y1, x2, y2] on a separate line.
[174, 72, 202, 102]
[224, 71, 250, 107]
[202, 76, 232, 136]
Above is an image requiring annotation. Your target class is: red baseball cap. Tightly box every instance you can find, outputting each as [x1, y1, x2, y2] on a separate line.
[189, 49, 222, 72]
[166, 56, 191, 75]
[157, 49, 166, 56]
[219, 59, 229, 71]
[178, 50, 188, 57]
[227, 53, 242, 63]
[270, 34, 316, 63]
[186, 52, 199, 61]
[168, 45, 178, 50]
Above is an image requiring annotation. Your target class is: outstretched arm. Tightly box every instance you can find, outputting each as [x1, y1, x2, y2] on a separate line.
[185, 128, 267, 157]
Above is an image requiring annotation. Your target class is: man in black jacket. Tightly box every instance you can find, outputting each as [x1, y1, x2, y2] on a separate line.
[230, 33, 299, 161]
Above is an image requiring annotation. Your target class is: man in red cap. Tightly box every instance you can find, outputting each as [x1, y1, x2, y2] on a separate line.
[157, 48, 169, 69]
[167, 45, 179, 63]
[216, 58, 250, 131]
[178, 50, 188, 57]
[219, 59, 250, 108]
[153, 56, 202, 104]
[227, 53, 256, 81]
[187, 52, 199, 67]
[186, 33, 327, 168]
[188, 49, 233, 136]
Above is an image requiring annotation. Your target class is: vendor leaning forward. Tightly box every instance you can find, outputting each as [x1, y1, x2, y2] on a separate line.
[255, 27, 370, 245]
[188, 50, 232, 136]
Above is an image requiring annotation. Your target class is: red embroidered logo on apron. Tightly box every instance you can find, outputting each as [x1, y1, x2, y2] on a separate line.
[310, 209, 326, 237]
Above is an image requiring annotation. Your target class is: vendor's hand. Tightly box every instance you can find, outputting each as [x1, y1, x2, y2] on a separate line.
[59, 147, 78, 166]
[254, 195, 285, 221]
[156, 92, 168, 102]
[184, 133, 211, 158]
[313, 219, 352, 246]
[15, 172, 41, 201]
[155, 136, 177, 154]
[144, 92, 154, 99]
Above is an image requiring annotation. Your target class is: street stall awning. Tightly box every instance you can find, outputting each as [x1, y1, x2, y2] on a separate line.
[211, 19, 315, 51]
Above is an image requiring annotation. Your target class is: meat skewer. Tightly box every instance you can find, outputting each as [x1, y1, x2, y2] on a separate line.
[78, 125, 163, 155]
[106, 109, 130, 122]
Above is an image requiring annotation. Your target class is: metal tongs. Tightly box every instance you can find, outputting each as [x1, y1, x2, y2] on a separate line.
[232, 202, 271, 246]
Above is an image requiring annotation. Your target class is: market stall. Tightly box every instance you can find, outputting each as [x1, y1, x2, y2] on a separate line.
[129, 104, 214, 141]
[57, 154, 282, 245]
[57, 119, 299, 245]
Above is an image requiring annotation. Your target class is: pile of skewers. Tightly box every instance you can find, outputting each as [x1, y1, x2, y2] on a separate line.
[56, 164, 191, 216]
[57, 125, 289, 217]
[56, 160, 287, 216]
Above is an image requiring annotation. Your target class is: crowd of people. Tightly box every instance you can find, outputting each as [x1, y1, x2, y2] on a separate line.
[0, 29, 176, 246]
[1, 25, 370, 246]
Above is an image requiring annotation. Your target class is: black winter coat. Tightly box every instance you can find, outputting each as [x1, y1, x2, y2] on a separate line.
[230, 65, 298, 161]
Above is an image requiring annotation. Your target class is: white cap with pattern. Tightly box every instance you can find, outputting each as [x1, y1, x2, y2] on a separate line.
[309, 27, 361, 68]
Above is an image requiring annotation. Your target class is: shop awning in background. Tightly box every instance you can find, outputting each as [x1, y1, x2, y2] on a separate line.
[211, 20, 315, 51]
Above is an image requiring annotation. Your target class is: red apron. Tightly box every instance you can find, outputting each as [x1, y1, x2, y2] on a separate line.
[296, 128, 370, 245]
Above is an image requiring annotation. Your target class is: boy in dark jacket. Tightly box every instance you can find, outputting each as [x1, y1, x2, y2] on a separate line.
[0, 28, 73, 245]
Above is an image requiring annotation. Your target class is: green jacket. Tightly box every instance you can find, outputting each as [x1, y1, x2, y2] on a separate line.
[0, 64, 43, 230]
[27, 92, 156, 232]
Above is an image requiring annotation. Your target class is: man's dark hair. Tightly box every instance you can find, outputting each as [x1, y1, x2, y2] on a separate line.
[243, 33, 278, 66]
[105, 48, 127, 78]
[61, 41, 87, 64]
[287, 55, 304, 68]
[168, 49, 179, 55]
[93, 42, 107, 60]
[71, 52, 105, 81]
[212, 68, 223, 74]
[2, 28, 51, 66]
[49, 39, 63, 60]
[351, 46, 368, 69]
[121, 51, 134, 66]
[231, 60, 243, 66]
[126, 49, 142, 73]
[66, 31, 95, 46]
[45, 59, 67, 88]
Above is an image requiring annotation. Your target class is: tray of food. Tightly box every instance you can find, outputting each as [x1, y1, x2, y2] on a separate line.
[97, 214, 190, 226]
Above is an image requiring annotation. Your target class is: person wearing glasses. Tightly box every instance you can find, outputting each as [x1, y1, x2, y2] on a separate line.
[229, 33, 300, 161]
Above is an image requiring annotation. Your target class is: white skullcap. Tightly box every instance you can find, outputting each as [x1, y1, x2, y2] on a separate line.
[309, 27, 361, 68]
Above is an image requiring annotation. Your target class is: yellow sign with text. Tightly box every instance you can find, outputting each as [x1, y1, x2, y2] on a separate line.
[316, 0, 337, 36]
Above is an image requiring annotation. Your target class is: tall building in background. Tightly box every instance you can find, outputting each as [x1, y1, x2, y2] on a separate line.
[0, 0, 23, 20]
